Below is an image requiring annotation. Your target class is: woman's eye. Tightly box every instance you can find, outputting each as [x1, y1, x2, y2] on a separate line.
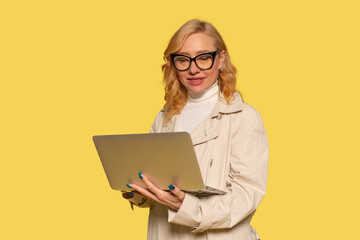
[199, 56, 211, 61]
[177, 57, 189, 63]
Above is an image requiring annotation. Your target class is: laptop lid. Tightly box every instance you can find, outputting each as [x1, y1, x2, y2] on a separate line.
[93, 132, 224, 194]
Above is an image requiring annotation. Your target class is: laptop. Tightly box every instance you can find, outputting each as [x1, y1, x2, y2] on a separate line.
[93, 132, 226, 196]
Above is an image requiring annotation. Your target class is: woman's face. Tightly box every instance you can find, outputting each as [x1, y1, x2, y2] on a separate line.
[175, 33, 225, 94]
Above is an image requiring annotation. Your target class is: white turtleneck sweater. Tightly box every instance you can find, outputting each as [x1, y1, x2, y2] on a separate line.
[176, 82, 219, 134]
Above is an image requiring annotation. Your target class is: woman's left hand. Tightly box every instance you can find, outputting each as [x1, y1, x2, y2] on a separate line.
[128, 172, 185, 211]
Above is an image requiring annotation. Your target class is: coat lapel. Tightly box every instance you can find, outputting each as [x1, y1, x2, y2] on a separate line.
[191, 118, 220, 146]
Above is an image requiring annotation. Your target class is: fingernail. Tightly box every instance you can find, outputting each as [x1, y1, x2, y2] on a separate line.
[168, 184, 175, 190]
[139, 172, 143, 179]
[128, 192, 134, 195]
[126, 184, 132, 189]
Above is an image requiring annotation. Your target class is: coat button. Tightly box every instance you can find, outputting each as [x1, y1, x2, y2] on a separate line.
[210, 159, 213, 167]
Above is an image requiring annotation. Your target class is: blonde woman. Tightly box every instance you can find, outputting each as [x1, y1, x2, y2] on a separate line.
[125, 19, 268, 240]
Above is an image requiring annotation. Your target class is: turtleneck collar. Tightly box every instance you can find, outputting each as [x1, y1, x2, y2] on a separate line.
[188, 81, 219, 103]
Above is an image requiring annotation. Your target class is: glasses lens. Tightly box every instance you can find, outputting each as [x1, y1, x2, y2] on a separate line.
[173, 56, 190, 70]
[195, 54, 214, 69]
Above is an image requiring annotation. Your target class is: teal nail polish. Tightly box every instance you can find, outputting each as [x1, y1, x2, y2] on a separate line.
[168, 184, 175, 190]
[139, 172, 143, 179]
[126, 184, 132, 188]
[128, 192, 134, 195]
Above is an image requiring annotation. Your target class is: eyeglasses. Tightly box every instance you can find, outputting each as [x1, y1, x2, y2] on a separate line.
[170, 50, 218, 71]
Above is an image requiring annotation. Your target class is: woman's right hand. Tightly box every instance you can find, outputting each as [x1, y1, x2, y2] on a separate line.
[127, 172, 185, 212]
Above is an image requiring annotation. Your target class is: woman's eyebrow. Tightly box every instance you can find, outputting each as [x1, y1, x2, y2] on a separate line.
[177, 49, 212, 56]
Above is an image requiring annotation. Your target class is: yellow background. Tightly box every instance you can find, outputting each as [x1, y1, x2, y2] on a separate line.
[1, 0, 359, 239]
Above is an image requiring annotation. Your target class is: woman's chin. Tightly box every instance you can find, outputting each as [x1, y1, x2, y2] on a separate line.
[186, 83, 212, 94]
[187, 87, 207, 94]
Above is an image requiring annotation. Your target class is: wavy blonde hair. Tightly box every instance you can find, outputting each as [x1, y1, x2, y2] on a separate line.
[162, 19, 238, 124]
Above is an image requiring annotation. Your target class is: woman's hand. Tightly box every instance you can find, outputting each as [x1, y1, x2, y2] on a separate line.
[128, 172, 185, 211]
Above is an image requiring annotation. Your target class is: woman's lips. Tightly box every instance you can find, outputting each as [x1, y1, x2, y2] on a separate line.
[187, 77, 205, 86]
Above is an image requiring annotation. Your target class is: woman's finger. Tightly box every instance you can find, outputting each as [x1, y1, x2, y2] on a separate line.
[130, 183, 161, 202]
[168, 184, 186, 201]
[134, 173, 185, 211]
[139, 172, 165, 197]
[126, 183, 147, 198]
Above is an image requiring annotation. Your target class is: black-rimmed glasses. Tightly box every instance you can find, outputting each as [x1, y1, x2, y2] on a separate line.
[170, 50, 218, 71]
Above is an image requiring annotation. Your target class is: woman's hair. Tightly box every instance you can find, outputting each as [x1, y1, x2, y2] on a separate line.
[162, 19, 238, 124]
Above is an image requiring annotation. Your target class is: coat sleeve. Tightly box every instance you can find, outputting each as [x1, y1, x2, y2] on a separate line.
[168, 105, 269, 232]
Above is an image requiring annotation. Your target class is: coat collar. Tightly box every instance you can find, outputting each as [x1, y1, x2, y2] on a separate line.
[159, 92, 244, 145]
[191, 92, 244, 145]
[210, 92, 244, 119]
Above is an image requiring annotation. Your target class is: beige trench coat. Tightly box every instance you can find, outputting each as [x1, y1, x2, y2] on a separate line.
[134, 92, 268, 240]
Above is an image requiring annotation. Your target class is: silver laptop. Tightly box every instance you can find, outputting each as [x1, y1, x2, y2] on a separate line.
[93, 132, 226, 196]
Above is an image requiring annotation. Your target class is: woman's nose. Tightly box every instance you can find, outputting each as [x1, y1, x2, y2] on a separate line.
[188, 61, 200, 74]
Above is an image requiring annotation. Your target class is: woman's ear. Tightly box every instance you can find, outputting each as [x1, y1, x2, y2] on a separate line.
[219, 50, 226, 70]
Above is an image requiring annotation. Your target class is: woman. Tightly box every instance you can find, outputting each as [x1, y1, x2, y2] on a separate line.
[124, 19, 268, 240]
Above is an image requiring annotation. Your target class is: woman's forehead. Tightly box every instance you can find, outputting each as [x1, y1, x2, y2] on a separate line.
[178, 33, 216, 56]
